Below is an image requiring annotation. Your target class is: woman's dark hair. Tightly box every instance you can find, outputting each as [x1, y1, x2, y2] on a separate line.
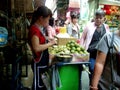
[30, 6, 52, 26]
[70, 11, 79, 19]
[95, 10, 105, 17]
[49, 17, 54, 27]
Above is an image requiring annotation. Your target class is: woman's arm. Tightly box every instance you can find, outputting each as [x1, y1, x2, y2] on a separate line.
[31, 35, 56, 53]
[90, 50, 107, 90]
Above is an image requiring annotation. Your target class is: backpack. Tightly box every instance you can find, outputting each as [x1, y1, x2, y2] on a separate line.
[109, 32, 120, 89]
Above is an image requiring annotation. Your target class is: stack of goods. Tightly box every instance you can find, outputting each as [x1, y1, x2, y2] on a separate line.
[49, 40, 89, 63]
[55, 27, 77, 45]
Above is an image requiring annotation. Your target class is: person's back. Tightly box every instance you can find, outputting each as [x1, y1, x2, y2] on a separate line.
[91, 31, 120, 90]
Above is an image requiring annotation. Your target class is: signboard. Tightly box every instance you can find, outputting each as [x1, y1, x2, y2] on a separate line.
[69, 0, 80, 8]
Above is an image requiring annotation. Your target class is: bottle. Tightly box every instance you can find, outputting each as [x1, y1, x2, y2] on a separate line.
[81, 64, 90, 90]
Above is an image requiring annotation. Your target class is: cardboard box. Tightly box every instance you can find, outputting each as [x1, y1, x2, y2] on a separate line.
[72, 53, 90, 62]
[57, 37, 77, 45]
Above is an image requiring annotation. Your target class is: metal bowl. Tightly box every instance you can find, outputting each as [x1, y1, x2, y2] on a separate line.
[55, 54, 73, 62]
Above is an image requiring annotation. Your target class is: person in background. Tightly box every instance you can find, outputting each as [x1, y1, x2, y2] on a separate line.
[90, 30, 120, 90]
[54, 19, 60, 35]
[28, 6, 56, 90]
[46, 17, 56, 39]
[80, 10, 110, 80]
[66, 11, 80, 39]
[64, 11, 71, 25]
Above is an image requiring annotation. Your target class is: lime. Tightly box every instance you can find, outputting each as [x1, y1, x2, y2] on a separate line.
[72, 47, 76, 50]
[71, 50, 75, 53]
[76, 47, 81, 51]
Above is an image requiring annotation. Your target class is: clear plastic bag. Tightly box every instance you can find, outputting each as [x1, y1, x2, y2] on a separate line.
[41, 72, 51, 90]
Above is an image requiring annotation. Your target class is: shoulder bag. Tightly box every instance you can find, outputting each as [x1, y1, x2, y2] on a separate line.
[109, 32, 120, 90]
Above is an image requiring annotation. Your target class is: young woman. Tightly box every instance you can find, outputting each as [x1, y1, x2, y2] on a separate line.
[66, 11, 80, 39]
[28, 6, 56, 90]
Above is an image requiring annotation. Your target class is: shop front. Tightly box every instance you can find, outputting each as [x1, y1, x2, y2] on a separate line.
[99, 0, 120, 32]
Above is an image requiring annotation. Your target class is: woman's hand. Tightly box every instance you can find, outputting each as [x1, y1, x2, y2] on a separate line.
[48, 38, 57, 46]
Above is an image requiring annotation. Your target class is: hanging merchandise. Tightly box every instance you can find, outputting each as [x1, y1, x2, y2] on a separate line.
[0, 27, 8, 46]
[80, 0, 89, 20]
